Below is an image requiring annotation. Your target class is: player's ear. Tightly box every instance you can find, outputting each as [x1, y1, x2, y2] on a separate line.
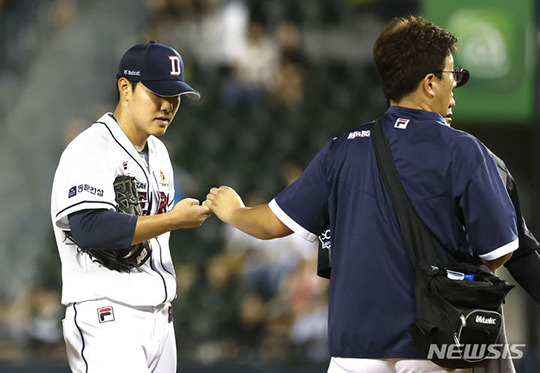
[422, 73, 436, 99]
[117, 77, 131, 100]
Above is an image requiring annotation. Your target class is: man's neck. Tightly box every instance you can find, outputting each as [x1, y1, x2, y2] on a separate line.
[390, 96, 431, 112]
[390, 91, 432, 111]
[113, 106, 148, 151]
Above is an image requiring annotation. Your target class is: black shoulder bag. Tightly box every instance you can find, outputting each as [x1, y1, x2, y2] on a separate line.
[371, 119, 514, 369]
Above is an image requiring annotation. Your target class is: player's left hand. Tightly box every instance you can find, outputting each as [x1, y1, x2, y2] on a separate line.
[169, 198, 213, 228]
[204, 186, 245, 224]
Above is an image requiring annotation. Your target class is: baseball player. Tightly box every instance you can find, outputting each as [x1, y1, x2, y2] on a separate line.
[51, 41, 212, 372]
[204, 16, 518, 373]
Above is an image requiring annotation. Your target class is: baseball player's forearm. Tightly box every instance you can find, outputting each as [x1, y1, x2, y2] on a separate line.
[132, 197, 212, 244]
[132, 214, 178, 244]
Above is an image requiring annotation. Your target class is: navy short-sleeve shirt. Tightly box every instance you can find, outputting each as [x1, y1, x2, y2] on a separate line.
[269, 106, 518, 358]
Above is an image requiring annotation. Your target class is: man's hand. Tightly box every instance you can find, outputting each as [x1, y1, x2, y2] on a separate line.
[169, 198, 213, 229]
[203, 186, 245, 224]
[131, 198, 212, 245]
[204, 186, 292, 240]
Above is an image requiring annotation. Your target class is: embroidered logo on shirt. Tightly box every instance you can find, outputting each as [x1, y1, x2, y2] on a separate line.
[160, 170, 166, 182]
[68, 184, 104, 198]
[347, 130, 370, 139]
[68, 186, 77, 198]
[319, 229, 331, 250]
[97, 306, 115, 323]
[394, 118, 410, 129]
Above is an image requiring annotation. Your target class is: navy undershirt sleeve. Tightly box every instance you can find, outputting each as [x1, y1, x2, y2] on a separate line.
[68, 209, 137, 250]
[491, 153, 540, 304]
[505, 250, 540, 305]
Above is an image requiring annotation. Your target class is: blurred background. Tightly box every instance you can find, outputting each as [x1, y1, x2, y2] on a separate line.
[0, 0, 538, 372]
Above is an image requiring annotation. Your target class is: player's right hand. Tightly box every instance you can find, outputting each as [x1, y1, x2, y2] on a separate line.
[169, 198, 213, 228]
[203, 186, 245, 224]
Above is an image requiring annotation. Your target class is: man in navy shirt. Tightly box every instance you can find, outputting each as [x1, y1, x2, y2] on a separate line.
[205, 16, 518, 373]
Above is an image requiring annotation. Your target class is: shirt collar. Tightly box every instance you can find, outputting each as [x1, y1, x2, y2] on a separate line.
[385, 106, 446, 125]
[98, 113, 152, 158]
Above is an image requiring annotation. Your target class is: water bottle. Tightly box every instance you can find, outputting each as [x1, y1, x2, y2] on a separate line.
[447, 270, 475, 281]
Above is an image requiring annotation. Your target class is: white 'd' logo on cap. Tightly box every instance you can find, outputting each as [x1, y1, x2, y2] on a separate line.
[168, 56, 181, 76]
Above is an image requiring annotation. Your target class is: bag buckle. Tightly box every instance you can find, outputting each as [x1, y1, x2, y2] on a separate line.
[453, 333, 460, 346]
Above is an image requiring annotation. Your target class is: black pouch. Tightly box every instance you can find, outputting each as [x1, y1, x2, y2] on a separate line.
[410, 263, 514, 369]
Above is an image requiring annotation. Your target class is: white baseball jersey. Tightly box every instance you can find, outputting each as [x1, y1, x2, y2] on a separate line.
[51, 113, 177, 307]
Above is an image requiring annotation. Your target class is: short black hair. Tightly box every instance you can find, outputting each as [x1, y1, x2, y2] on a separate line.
[373, 15, 458, 102]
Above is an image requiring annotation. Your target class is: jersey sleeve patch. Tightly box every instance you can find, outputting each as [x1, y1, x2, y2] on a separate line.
[68, 184, 104, 199]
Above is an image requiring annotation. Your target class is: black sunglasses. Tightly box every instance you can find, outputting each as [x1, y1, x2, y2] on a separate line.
[435, 67, 470, 88]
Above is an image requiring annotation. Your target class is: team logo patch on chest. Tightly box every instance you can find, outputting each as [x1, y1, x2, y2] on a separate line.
[97, 306, 115, 323]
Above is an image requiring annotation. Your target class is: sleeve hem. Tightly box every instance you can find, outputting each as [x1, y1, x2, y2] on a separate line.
[478, 238, 519, 261]
[268, 199, 318, 242]
[54, 201, 116, 230]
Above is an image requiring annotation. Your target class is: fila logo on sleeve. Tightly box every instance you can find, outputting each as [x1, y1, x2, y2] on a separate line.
[394, 118, 410, 129]
[168, 56, 181, 76]
[97, 306, 115, 323]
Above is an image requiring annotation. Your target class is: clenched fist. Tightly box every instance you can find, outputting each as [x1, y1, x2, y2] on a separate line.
[170, 198, 213, 228]
[203, 186, 245, 224]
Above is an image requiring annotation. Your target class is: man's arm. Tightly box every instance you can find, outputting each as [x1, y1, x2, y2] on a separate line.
[204, 186, 293, 239]
[132, 198, 213, 244]
[68, 198, 212, 249]
[491, 152, 540, 302]
[482, 252, 512, 274]
[506, 250, 540, 304]
[68, 209, 136, 249]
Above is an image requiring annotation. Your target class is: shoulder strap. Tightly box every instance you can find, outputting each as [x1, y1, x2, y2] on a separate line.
[371, 119, 456, 268]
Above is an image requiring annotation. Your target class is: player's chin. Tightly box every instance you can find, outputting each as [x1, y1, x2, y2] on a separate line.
[151, 123, 170, 136]
[444, 116, 452, 126]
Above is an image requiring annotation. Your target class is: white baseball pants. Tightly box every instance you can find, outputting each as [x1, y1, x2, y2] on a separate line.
[328, 357, 473, 373]
[62, 298, 176, 373]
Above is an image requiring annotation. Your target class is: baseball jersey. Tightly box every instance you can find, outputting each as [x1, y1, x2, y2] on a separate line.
[269, 106, 518, 358]
[51, 113, 176, 307]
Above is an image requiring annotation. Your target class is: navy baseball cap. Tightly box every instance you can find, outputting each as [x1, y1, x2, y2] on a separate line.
[117, 41, 200, 99]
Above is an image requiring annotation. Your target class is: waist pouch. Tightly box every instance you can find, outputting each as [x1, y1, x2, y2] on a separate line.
[410, 262, 514, 369]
